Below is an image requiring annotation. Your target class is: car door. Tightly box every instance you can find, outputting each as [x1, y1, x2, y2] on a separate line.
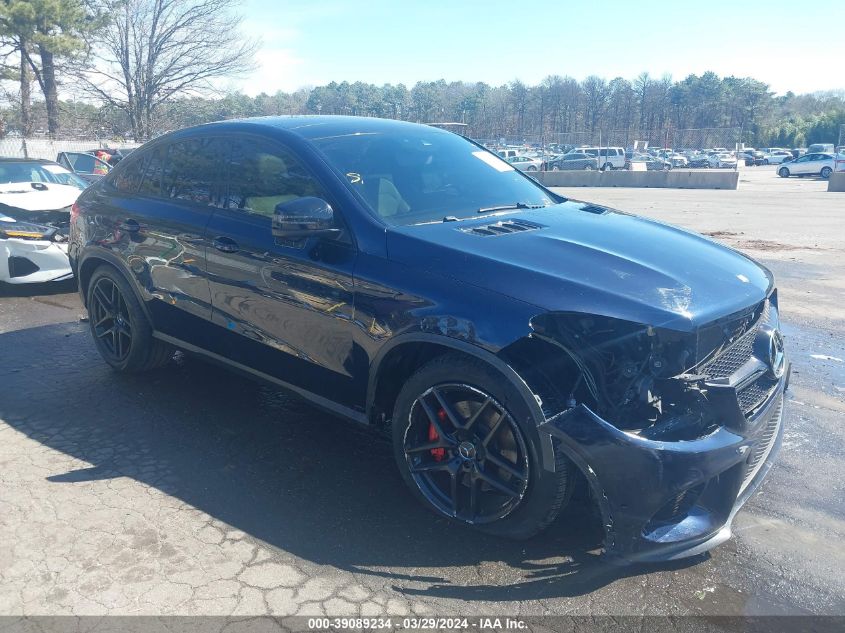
[204, 135, 361, 408]
[791, 154, 814, 174]
[82, 138, 222, 344]
[57, 152, 111, 181]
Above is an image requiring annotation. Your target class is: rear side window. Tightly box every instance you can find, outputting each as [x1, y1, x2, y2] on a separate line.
[112, 156, 147, 194]
[224, 139, 326, 217]
[163, 138, 225, 206]
[138, 147, 165, 197]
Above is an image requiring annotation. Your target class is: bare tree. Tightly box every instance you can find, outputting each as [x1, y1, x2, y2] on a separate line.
[81, 0, 258, 139]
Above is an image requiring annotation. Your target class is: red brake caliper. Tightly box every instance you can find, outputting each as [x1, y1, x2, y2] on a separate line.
[429, 409, 447, 461]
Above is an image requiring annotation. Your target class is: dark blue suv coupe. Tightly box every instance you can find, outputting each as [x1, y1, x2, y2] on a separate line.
[69, 116, 789, 563]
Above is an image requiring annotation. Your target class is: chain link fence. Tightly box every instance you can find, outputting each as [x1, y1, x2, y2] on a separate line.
[0, 137, 140, 161]
[839, 124, 845, 150]
[474, 127, 744, 170]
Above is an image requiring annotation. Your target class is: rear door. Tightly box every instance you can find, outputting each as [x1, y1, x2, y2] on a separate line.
[88, 137, 224, 343]
[204, 135, 361, 407]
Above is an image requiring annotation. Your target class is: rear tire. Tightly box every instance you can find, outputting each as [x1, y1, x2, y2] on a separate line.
[820, 166, 832, 179]
[392, 354, 572, 540]
[86, 265, 173, 372]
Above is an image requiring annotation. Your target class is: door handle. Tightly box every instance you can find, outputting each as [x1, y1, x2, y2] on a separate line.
[119, 219, 140, 232]
[213, 236, 239, 253]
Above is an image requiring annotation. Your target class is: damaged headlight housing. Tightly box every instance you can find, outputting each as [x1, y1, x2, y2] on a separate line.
[529, 312, 717, 440]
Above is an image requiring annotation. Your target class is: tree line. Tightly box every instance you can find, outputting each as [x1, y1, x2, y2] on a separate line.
[1, 1, 843, 148]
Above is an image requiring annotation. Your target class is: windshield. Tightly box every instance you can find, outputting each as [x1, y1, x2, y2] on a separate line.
[311, 128, 556, 225]
[0, 161, 88, 190]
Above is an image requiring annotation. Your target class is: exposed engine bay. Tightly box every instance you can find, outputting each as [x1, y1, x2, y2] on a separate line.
[515, 300, 772, 441]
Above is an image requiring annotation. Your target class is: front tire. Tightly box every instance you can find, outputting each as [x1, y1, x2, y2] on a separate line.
[86, 266, 173, 371]
[778, 167, 790, 178]
[392, 354, 572, 539]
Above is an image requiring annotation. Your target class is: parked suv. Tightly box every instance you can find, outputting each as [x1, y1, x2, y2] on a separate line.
[69, 117, 788, 563]
[566, 146, 625, 170]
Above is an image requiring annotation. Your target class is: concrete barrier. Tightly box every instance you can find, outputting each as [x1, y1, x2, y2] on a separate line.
[534, 169, 739, 190]
[828, 172, 845, 192]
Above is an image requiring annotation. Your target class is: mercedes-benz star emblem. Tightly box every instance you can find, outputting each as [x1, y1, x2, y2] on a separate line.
[458, 442, 476, 460]
[767, 328, 786, 378]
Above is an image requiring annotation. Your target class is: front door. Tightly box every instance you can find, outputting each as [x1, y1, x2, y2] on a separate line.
[57, 152, 111, 180]
[204, 136, 362, 408]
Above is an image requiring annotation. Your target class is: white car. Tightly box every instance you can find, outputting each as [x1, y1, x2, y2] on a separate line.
[776, 153, 835, 179]
[763, 150, 793, 165]
[0, 177, 80, 284]
[663, 152, 688, 167]
[506, 155, 544, 172]
[707, 153, 737, 168]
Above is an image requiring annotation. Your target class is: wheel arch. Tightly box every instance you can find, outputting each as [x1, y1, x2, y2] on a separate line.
[77, 250, 155, 325]
[367, 333, 563, 472]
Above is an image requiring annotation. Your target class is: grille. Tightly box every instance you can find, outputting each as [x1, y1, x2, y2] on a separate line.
[740, 394, 783, 494]
[698, 300, 769, 379]
[461, 219, 544, 236]
[737, 376, 779, 414]
[649, 484, 705, 526]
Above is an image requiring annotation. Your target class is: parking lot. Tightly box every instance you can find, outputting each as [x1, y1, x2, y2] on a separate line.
[1, 167, 843, 618]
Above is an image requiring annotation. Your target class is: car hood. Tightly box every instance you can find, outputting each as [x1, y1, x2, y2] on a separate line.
[387, 201, 772, 331]
[0, 182, 80, 211]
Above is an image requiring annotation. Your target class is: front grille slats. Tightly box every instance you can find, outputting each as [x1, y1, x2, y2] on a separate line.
[698, 299, 779, 415]
[698, 300, 769, 379]
[737, 377, 779, 414]
[740, 395, 783, 493]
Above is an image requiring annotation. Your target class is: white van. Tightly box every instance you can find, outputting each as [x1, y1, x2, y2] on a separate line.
[807, 143, 835, 155]
[566, 146, 625, 170]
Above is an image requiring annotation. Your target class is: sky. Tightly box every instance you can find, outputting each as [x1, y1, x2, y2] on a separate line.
[229, 0, 845, 97]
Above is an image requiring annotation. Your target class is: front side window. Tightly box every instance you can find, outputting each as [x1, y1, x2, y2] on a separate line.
[224, 139, 327, 217]
[312, 128, 554, 225]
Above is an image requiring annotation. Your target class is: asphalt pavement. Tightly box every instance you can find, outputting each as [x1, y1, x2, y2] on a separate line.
[0, 167, 843, 618]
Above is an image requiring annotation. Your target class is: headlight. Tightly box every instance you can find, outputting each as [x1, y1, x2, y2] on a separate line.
[529, 312, 709, 437]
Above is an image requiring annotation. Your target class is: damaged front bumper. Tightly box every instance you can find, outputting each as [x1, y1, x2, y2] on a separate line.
[539, 365, 788, 563]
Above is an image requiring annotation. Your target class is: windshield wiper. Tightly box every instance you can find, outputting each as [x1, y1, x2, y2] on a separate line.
[477, 202, 547, 214]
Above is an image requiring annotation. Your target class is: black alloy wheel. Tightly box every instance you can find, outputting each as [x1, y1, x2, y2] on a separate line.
[86, 266, 173, 372]
[402, 383, 530, 524]
[90, 276, 133, 362]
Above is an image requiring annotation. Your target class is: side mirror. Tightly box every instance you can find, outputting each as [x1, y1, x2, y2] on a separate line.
[272, 197, 340, 239]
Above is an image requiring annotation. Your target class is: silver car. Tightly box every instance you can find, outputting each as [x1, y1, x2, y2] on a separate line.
[776, 153, 835, 179]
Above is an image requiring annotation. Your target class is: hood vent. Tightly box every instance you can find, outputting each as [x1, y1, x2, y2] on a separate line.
[579, 204, 609, 215]
[461, 219, 545, 237]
